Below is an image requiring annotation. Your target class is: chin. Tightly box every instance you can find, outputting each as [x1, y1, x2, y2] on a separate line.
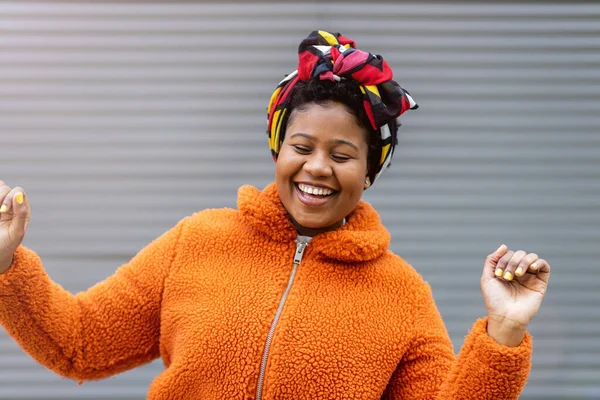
[293, 215, 329, 229]
[292, 208, 338, 228]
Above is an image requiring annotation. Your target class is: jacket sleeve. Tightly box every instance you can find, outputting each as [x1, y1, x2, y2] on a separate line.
[382, 282, 532, 400]
[0, 217, 187, 381]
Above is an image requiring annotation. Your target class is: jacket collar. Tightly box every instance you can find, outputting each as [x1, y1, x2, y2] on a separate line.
[237, 183, 390, 263]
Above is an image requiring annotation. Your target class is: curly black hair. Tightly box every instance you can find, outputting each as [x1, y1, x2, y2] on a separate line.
[283, 79, 398, 183]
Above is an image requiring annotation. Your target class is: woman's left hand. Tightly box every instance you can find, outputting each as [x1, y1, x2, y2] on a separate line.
[480, 244, 551, 346]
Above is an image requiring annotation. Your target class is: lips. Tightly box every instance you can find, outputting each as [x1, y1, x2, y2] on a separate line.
[294, 183, 337, 207]
[296, 182, 335, 196]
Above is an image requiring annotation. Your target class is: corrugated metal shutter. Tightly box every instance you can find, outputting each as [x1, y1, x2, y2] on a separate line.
[0, 2, 598, 399]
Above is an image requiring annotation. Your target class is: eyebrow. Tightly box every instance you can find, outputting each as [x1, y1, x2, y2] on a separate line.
[289, 133, 360, 152]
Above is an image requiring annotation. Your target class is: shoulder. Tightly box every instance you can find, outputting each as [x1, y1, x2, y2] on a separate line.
[378, 250, 421, 280]
[189, 207, 239, 225]
[377, 250, 435, 302]
[172, 207, 264, 253]
[180, 207, 241, 237]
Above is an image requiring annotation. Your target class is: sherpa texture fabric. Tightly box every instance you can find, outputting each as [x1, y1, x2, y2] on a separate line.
[0, 183, 532, 399]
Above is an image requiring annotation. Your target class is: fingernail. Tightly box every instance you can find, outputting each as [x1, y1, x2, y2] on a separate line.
[515, 267, 524, 276]
[504, 271, 513, 281]
[496, 244, 505, 252]
[530, 262, 538, 268]
[495, 268, 503, 277]
[0, 205, 6, 213]
[15, 192, 23, 205]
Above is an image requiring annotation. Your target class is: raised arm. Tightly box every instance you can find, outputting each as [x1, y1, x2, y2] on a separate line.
[0, 182, 186, 381]
[383, 244, 550, 399]
[381, 283, 532, 400]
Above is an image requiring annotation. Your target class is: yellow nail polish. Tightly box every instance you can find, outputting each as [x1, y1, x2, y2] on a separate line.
[15, 193, 23, 204]
[515, 267, 524, 276]
[495, 268, 503, 277]
[530, 262, 538, 269]
[504, 271, 513, 281]
[0, 205, 6, 213]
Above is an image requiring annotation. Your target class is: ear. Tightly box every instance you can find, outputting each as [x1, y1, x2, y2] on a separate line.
[364, 176, 371, 189]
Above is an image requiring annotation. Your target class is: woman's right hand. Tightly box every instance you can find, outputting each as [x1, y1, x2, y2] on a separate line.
[0, 181, 31, 273]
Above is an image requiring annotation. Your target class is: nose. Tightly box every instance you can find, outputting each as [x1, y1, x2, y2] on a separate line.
[303, 151, 333, 178]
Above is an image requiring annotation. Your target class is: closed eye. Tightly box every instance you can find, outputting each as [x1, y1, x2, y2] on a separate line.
[293, 145, 311, 154]
[331, 154, 351, 162]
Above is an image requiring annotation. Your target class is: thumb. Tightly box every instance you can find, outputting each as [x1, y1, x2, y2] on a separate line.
[482, 244, 508, 280]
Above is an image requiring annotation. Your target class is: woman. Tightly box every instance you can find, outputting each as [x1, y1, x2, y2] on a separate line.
[0, 31, 550, 399]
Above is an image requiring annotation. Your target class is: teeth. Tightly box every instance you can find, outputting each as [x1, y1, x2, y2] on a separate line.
[298, 183, 333, 196]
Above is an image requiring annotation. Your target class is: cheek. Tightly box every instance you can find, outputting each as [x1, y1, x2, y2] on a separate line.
[275, 148, 302, 190]
[275, 150, 293, 179]
[338, 162, 368, 190]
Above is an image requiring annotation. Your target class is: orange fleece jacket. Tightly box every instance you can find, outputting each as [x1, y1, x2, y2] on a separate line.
[0, 183, 532, 399]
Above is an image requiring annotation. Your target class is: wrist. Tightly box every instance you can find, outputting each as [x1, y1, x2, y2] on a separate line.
[487, 315, 527, 347]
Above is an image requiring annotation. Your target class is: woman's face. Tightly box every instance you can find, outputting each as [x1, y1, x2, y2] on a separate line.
[275, 101, 369, 235]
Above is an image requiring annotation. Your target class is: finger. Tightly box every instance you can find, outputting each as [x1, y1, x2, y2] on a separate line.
[482, 244, 508, 280]
[7, 188, 29, 238]
[502, 250, 527, 281]
[488, 244, 508, 262]
[10, 187, 28, 219]
[494, 250, 514, 279]
[514, 253, 539, 277]
[528, 258, 546, 273]
[531, 259, 551, 285]
[0, 184, 12, 214]
[1, 187, 21, 216]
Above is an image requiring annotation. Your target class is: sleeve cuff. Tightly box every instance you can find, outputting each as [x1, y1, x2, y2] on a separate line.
[468, 317, 532, 374]
[0, 246, 43, 290]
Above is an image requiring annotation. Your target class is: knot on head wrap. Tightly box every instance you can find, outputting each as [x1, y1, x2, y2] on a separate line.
[267, 30, 418, 183]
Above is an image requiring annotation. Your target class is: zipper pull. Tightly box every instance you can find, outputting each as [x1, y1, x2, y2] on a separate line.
[293, 240, 308, 265]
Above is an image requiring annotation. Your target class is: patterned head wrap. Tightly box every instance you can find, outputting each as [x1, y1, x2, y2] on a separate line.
[267, 30, 418, 183]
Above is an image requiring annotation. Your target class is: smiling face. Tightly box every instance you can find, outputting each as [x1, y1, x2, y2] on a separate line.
[275, 101, 370, 236]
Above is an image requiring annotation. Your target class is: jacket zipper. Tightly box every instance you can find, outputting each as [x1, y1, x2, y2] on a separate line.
[255, 239, 309, 400]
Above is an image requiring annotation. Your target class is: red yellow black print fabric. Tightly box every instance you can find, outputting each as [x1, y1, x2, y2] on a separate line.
[267, 30, 418, 182]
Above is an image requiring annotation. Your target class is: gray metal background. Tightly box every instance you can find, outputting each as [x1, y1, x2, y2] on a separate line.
[0, 2, 598, 399]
